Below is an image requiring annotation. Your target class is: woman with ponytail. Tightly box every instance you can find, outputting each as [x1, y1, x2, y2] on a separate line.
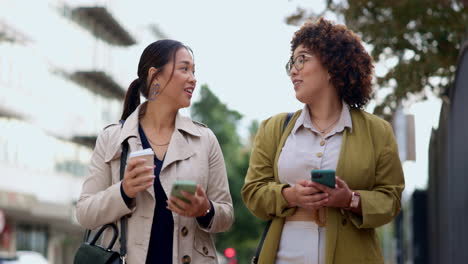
[76, 39, 234, 264]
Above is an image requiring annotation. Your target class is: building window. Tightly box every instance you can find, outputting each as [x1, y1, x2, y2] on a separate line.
[16, 223, 48, 258]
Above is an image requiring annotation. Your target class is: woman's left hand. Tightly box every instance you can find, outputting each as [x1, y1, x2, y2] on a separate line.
[311, 176, 352, 208]
[167, 184, 211, 217]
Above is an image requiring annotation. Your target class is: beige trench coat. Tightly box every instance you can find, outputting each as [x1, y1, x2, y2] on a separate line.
[76, 104, 234, 264]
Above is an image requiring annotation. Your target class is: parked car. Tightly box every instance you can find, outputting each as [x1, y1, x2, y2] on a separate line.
[0, 251, 48, 264]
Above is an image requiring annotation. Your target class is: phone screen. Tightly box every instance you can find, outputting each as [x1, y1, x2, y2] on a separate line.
[311, 169, 336, 188]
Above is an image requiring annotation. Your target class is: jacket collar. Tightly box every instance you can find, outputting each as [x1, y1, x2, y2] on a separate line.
[292, 101, 353, 135]
[105, 103, 202, 162]
[118, 103, 202, 145]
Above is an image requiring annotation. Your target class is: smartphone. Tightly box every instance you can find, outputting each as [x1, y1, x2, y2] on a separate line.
[170, 180, 197, 204]
[311, 169, 336, 188]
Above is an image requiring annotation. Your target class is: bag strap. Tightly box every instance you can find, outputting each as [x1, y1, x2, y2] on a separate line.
[252, 112, 294, 264]
[283, 112, 293, 133]
[119, 119, 128, 258]
[80, 120, 129, 259]
[89, 224, 119, 249]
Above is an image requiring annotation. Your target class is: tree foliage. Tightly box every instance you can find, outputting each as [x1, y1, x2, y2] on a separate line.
[287, 0, 467, 119]
[191, 84, 264, 262]
[191, 85, 243, 168]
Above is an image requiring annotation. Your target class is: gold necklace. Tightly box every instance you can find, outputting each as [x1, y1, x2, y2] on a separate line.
[147, 137, 170, 146]
[311, 114, 341, 134]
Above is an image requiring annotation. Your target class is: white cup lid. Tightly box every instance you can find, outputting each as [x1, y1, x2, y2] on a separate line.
[128, 148, 154, 159]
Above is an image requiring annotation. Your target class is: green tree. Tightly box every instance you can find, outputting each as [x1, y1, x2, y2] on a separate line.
[287, 0, 467, 119]
[191, 85, 242, 170]
[191, 84, 264, 262]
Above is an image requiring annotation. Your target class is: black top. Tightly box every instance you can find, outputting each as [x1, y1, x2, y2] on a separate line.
[120, 124, 215, 264]
[140, 124, 173, 264]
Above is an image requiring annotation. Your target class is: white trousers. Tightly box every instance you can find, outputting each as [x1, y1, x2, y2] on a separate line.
[275, 221, 326, 264]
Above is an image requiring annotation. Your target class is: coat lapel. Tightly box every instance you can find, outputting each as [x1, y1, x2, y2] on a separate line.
[162, 130, 196, 172]
[161, 113, 200, 172]
[159, 113, 200, 198]
[325, 109, 362, 264]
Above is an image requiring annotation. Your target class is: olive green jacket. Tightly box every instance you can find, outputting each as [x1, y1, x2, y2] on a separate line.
[242, 109, 405, 264]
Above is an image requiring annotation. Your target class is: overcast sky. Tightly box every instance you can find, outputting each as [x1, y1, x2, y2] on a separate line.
[106, 0, 330, 128]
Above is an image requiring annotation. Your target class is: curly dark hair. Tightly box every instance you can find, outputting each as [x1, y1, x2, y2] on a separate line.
[291, 18, 373, 108]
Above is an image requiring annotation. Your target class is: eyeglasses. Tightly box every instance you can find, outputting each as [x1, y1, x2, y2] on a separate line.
[285, 54, 314, 76]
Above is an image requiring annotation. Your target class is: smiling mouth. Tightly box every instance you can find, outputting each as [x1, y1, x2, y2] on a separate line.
[184, 88, 194, 94]
[293, 80, 302, 89]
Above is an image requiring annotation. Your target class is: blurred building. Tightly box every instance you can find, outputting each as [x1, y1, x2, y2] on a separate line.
[388, 39, 468, 264]
[0, 0, 164, 263]
[427, 39, 468, 264]
[392, 38, 468, 264]
[392, 107, 416, 163]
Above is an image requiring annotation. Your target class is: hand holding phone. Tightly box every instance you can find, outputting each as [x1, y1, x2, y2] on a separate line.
[311, 172, 357, 209]
[170, 180, 197, 204]
[282, 179, 329, 210]
[168, 181, 212, 218]
[311, 169, 336, 189]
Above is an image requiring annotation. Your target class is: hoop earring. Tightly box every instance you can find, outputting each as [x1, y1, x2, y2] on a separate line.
[149, 83, 160, 101]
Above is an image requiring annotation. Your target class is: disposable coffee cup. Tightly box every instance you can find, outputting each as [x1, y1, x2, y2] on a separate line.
[128, 148, 154, 176]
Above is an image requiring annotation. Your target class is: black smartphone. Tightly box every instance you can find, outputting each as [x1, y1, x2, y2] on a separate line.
[311, 169, 336, 188]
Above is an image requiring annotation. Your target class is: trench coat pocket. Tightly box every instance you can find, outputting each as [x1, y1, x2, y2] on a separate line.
[194, 232, 216, 259]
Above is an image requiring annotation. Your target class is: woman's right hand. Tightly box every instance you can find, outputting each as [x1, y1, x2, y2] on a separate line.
[282, 179, 328, 209]
[122, 158, 155, 198]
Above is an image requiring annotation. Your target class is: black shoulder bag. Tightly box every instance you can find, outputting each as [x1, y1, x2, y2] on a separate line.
[74, 123, 129, 264]
[251, 112, 293, 264]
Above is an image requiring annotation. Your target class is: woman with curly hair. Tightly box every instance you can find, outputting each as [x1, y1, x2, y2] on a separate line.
[242, 18, 404, 264]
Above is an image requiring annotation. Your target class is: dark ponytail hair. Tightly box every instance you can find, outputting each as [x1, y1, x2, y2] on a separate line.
[121, 39, 189, 120]
[121, 78, 142, 121]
